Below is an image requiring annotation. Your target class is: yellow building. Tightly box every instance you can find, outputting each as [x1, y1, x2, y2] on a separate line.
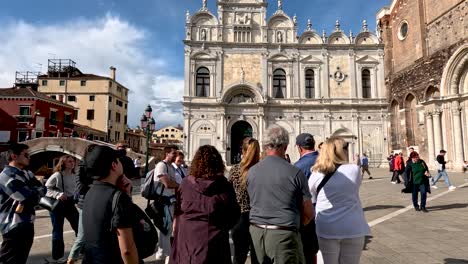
[38, 59, 129, 142]
[152, 125, 184, 144]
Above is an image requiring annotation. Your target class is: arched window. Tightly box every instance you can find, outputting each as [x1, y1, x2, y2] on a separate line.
[362, 69, 371, 98]
[273, 69, 286, 98]
[305, 69, 315, 99]
[196, 67, 210, 97]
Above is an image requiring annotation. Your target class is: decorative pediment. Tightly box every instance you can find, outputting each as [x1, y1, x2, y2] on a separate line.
[356, 55, 379, 64]
[300, 55, 323, 64]
[268, 53, 292, 62]
[191, 51, 217, 60]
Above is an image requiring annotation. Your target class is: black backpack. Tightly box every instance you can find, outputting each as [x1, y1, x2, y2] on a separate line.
[111, 191, 158, 259]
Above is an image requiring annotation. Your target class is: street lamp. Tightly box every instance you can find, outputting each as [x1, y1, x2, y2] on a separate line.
[140, 105, 155, 177]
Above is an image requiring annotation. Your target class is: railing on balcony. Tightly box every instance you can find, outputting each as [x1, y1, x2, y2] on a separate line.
[15, 115, 32, 123]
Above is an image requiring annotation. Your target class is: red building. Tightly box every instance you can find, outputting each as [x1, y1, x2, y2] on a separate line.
[0, 86, 75, 144]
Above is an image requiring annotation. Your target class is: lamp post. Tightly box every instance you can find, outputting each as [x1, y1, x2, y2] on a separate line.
[140, 105, 156, 177]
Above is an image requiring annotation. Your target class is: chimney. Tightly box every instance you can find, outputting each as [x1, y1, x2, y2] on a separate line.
[110, 66, 116, 80]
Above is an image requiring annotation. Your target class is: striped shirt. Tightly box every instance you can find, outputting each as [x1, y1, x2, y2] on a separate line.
[0, 165, 46, 234]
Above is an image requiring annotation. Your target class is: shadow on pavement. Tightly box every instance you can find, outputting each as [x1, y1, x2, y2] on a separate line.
[363, 205, 405, 212]
[427, 203, 468, 211]
[444, 258, 468, 264]
[363, 235, 373, 250]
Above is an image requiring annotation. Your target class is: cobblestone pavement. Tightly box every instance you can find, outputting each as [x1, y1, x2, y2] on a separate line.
[26, 169, 468, 264]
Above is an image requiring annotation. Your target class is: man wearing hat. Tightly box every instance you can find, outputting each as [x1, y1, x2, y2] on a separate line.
[432, 149, 456, 191]
[294, 133, 318, 180]
[294, 133, 319, 264]
[82, 145, 139, 264]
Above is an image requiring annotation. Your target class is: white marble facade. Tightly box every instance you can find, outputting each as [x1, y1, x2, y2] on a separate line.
[183, 0, 389, 166]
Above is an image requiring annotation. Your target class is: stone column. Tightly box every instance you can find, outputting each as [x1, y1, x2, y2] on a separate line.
[432, 109, 443, 154]
[348, 50, 357, 98]
[315, 66, 322, 99]
[322, 49, 330, 97]
[451, 102, 464, 165]
[258, 110, 265, 146]
[425, 111, 435, 160]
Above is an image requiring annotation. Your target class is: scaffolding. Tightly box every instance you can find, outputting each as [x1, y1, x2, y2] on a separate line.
[15, 71, 40, 89]
[47, 59, 81, 77]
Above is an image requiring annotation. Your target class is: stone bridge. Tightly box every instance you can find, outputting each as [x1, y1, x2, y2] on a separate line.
[22, 137, 156, 171]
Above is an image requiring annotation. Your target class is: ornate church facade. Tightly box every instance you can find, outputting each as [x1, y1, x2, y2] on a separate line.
[183, 0, 388, 165]
[378, 0, 467, 170]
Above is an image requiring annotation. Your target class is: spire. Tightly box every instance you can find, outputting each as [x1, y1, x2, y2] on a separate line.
[293, 14, 297, 25]
[361, 20, 369, 32]
[201, 0, 207, 11]
[334, 20, 341, 32]
[349, 30, 353, 40]
[307, 18, 312, 31]
[186, 10, 190, 23]
[278, 0, 283, 10]
[322, 30, 327, 42]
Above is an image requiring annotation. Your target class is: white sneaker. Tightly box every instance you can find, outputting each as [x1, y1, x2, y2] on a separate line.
[449, 186, 457, 191]
[431, 185, 438, 189]
[391, 181, 396, 184]
[155, 252, 167, 261]
[164, 256, 170, 264]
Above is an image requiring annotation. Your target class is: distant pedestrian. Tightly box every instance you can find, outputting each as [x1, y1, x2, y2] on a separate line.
[170, 145, 240, 264]
[387, 154, 395, 173]
[391, 153, 404, 184]
[403, 148, 416, 186]
[248, 125, 313, 264]
[408, 151, 431, 212]
[463, 161, 468, 173]
[309, 137, 370, 264]
[294, 133, 319, 264]
[432, 150, 456, 191]
[134, 157, 142, 178]
[45, 155, 79, 262]
[0, 144, 46, 264]
[229, 138, 260, 264]
[116, 141, 139, 179]
[82, 145, 139, 263]
[361, 153, 372, 179]
[285, 153, 291, 163]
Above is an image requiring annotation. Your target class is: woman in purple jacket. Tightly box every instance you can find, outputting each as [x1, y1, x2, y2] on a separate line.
[170, 145, 240, 264]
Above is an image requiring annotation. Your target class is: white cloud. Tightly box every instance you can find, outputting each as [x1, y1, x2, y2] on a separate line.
[0, 14, 183, 128]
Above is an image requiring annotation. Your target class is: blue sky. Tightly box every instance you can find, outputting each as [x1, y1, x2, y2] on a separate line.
[0, 0, 390, 128]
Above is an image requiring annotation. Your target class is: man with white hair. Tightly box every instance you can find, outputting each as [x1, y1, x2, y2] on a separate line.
[247, 125, 313, 263]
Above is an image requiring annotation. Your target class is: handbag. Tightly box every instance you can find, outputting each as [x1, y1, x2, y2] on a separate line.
[39, 172, 64, 211]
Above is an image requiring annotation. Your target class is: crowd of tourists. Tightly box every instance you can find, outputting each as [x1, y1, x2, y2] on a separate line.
[3, 123, 461, 264]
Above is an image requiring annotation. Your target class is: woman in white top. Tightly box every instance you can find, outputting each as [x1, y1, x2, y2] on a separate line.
[308, 137, 370, 264]
[45, 155, 79, 262]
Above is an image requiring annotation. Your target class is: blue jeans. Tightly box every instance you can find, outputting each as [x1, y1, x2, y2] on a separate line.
[412, 184, 427, 209]
[432, 169, 451, 187]
[50, 200, 79, 260]
[68, 209, 84, 260]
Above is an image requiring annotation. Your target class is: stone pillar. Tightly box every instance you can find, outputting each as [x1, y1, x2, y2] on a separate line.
[315, 66, 322, 99]
[425, 111, 434, 160]
[348, 50, 357, 98]
[258, 110, 265, 146]
[451, 102, 464, 165]
[432, 109, 443, 154]
[322, 49, 330, 98]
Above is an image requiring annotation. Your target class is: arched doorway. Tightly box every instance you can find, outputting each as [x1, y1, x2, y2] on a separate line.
[230, 121, 253, 164]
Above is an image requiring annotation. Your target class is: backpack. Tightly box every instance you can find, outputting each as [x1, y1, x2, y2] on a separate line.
[111, 191, 158, 259]
[141, 161, 168, 200]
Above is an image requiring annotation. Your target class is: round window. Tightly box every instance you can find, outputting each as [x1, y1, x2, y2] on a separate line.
[398, 21, 409, 40]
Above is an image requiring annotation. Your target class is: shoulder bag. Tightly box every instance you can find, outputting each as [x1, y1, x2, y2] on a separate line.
[316, 165, 341, 195]
[39, 172, 64, 211]
[111, 191, 158, 259]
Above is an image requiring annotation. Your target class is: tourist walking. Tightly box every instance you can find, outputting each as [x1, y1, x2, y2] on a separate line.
[45, 155, 79, 262]
[407, 152, 431, 212]
[67, 144, 97, 264]
[229, 138, 260, 264]
[353, 153, 361, 167]
[391, 153, 404, 184]
[308, 137, 370, 264]
[0, 144, 46, 264]
[152, 145, 179, 263]
[116, 141, 139, 179]
[294, 133, 319, 264]
[361, 153, 372, 179]
[247, 125, 313, 264]
[82, 145, 139, 264]
[170, 145, 240, 264]
[432, 150, 456, 191]
[403, 147, 416, 186]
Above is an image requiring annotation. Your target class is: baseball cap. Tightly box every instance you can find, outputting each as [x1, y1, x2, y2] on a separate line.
[296, 133, 315, 148]
[84, 145, 119, 179]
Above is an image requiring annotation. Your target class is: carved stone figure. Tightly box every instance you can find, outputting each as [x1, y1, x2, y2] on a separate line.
[201, 29, 207, 41]
[277, 31, 283, 43]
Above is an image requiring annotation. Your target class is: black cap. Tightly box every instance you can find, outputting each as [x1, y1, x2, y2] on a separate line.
[440, 149, 447, 153]
[84, 145, 119, 179]
[296, 133, 315, 149]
